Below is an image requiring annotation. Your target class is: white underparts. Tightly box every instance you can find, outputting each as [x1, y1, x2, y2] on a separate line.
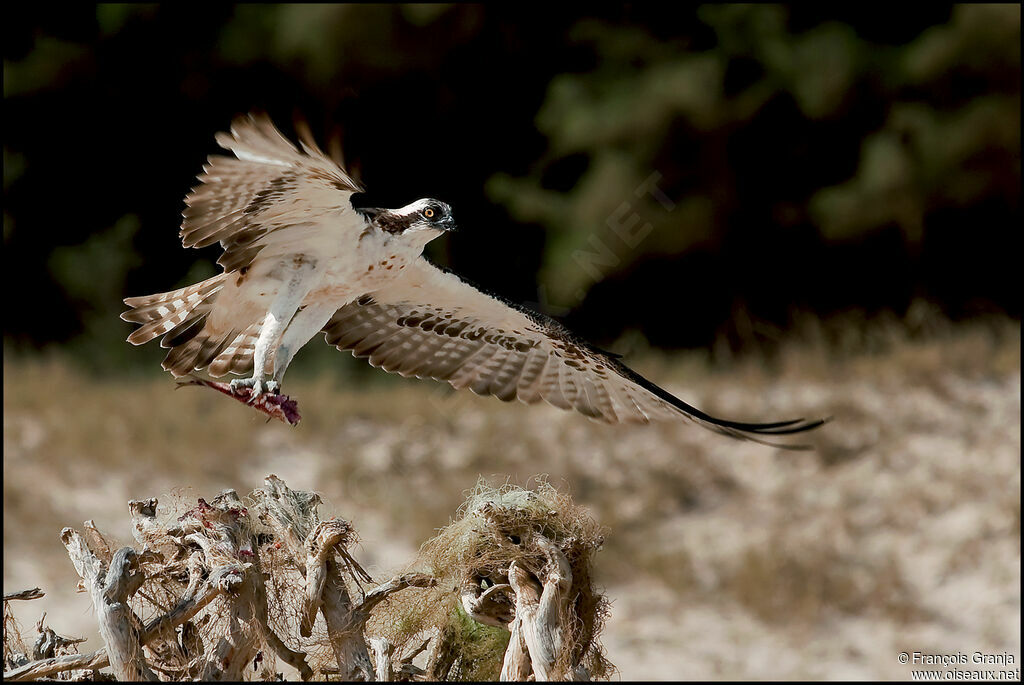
[273, 301, 338, 382]
[251, 258, 319, 384]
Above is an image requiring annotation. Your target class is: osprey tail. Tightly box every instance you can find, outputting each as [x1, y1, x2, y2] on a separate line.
[122, 274, 254, 377]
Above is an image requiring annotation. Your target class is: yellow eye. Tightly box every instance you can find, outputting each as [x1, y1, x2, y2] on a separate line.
[424, 208, 435, 218]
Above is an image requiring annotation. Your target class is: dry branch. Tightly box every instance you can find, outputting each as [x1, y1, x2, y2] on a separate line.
[61, 530, 156, 681]
[3, 569, 229, 682]
[31, 612, 86, 661]
[370, 637, 394, 682]
[4, 649, 110, 681]
[3, 475, 612, 681]
[511, 535, 573, 681]
[462, 582, 514, 628]
[253, 477, 435, 681]
[379, 480, 612, 681]
[253, 475, 373, 679]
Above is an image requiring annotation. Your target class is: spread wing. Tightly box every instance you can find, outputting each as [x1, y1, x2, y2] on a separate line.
[322, 260, 827, 448]
[180, 113, 362, 273]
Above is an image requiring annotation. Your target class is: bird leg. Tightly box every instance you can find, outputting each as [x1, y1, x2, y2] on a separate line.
[231, 258, 319, 400]
[271, 301, 339, 390]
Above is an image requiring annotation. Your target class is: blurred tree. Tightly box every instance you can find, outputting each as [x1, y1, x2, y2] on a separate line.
[811, 5, 1020, 247]
[487, 4, 1019, 346]
[47, 215, 143, 368]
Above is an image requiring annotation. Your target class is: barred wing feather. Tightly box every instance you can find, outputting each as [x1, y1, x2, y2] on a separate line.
[322, 260, 827, 448]
[180, 113, 363, 273]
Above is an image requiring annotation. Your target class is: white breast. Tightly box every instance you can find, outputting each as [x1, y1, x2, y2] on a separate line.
[302, 216, 422, 307]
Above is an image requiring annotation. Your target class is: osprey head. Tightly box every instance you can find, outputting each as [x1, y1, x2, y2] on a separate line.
[358, 198, 456, 237]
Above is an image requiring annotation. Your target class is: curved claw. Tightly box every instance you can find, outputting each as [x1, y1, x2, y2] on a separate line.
[229, 377, 283, 403]
[229, 377, 253, 392]
[230, 377, 262, 402]
[248, 381, 266, 403]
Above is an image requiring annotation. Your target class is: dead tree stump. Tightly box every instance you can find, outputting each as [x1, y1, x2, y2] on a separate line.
[2, 476, 612, 681]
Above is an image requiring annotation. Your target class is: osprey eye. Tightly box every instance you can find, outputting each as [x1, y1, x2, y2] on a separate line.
[424, 208, 435, 219]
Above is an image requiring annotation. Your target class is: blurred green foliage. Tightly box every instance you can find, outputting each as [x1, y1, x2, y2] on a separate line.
[488, 4, 1020, 305]
[46, 216, 143, 369]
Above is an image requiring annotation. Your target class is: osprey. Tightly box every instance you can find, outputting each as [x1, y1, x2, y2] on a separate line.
[122, 113, 826, 446]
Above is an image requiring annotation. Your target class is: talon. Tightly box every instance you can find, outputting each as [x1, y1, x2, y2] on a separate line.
[229, 376, 266, 401]
[229, 378, 252, 394]
[248, 380, 266, 402]
[265, 380, 281, 395]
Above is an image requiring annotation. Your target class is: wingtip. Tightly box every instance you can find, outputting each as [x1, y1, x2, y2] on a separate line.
[750, 416, 832, 450]
[746, 416, 831, 435]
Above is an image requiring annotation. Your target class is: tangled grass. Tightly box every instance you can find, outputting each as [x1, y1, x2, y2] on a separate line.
[368, 479, 613, 680]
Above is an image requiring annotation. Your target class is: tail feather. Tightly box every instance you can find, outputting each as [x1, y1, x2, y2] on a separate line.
[161, 328, 237, 378]
[122, 277, 225, 323]
[207, 325, 260, 378]
[160, 312, 211, 349]
[122, 275, 227, 343]
[122, 274, 239, 377]
[194, 332, 238, 370]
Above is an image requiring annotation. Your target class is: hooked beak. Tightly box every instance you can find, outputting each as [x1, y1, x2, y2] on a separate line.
[442, 215, 457, 233]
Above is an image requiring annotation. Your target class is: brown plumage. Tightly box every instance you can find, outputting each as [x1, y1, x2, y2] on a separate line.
[122, 113, 364, 378]
[180, 113, 362, 273]
[122, 113, 828, 448]
[322, 260, 828, 446]
[122, 274, 264, 378]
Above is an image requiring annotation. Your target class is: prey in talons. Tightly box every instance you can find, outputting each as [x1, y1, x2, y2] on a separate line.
[228, 377, 280, 401]
[179, 377, 301, 426]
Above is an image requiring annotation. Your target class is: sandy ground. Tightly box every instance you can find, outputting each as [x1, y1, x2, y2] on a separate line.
[3, 317, 1020, 679]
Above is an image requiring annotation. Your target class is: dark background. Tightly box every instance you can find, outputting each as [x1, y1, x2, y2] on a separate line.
[4, 4, 1020, 372]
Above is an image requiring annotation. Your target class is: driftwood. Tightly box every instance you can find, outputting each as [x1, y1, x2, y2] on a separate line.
[61, 531, 155, 681]
[370, 637, 394, 682]
[470, 530, 574, 681]
[31, 612, 87, 662]
[3, 569, 229, 682]
[2, 475, 610, 681]
[3, 589, 45, 674]
[255, 475, 435, 680]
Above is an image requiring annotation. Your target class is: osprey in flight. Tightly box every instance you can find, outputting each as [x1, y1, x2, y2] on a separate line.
[122, 113, 825, 446]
